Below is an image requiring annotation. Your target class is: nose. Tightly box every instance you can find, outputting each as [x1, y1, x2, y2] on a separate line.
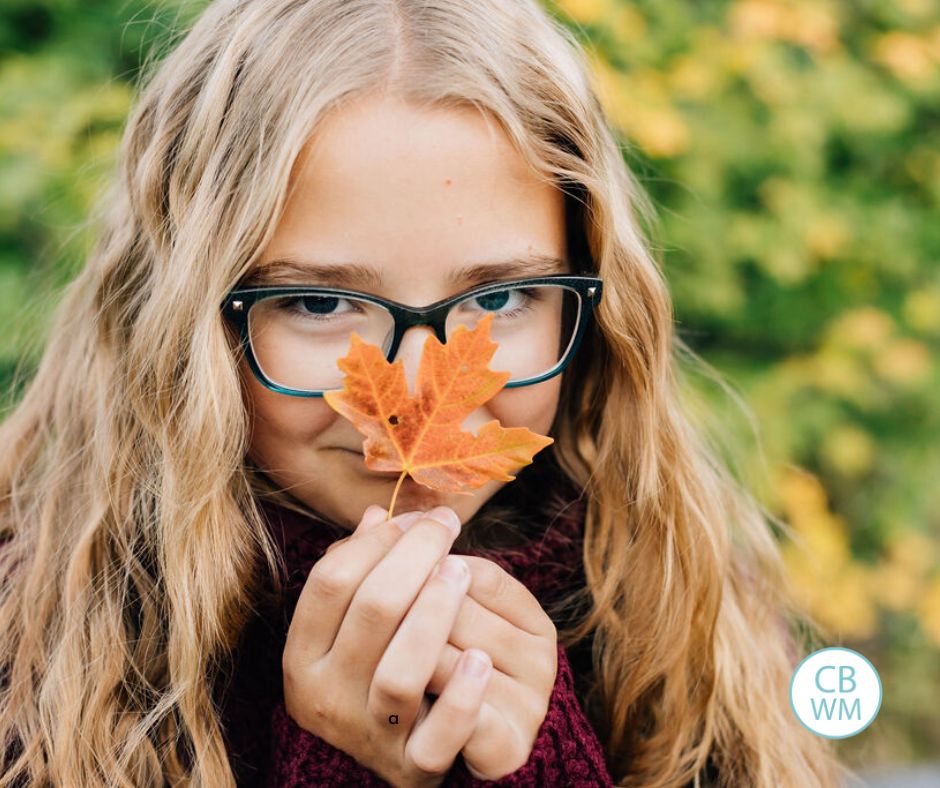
[392, 325, 438, 392]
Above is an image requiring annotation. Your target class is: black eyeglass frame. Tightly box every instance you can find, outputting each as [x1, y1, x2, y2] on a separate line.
[221, 274, 604, 398]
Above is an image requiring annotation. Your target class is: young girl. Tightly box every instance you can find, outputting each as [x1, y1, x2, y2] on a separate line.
[0, 0, 859, 785]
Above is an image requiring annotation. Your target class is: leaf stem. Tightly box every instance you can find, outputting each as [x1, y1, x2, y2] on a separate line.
[386, 470, 408, 520]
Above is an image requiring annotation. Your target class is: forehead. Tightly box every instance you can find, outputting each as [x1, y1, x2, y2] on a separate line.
[262, 94, 567, 287]
[288, 93, 542, 195]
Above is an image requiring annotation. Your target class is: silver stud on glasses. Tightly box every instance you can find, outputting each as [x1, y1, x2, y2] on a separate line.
[232, 300, 244, 312]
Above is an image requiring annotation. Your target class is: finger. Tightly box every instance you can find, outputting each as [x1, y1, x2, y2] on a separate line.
[429, 589, 548, 680]
[330, 507, 462, 673]
[430, 643, 544, 778]
[288, 509, 429, 660]
[404, 649, 493, 776]
[459, 556, 556, 639]
[357, 504, 390, 533]
[458, 690, 529, 780]
[424, 639, 514, 701]
[369, 555, 471, 728]
[322, 506, 421, 558]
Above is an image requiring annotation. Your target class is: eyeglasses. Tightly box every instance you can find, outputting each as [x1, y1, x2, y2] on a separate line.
[221, 274, 603, 397]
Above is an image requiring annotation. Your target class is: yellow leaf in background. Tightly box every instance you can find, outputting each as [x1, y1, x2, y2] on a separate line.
[780, 464, 934, 638]
[803, 215, 852, 261]
[873, 31, 937, 82]
[896, 0, 937, 21]
[816, 563, 878, 639]
[928, 26, 940, 59]
[757, 175, 799, 213]
[586, 52, 634, 137]
[903, 289, 940, 334]
[586, 63, 691, 158]
[777, 467, 851, 570]
[555, 0, 611, 25]
[777, 465, 828, 519]
[825, 307, 895, 351]
[804, 350, 868, 398]
[668, 49, 721, 101]
[802, 513, 851, 570]
[728, 0, 841, 54]
[787, 2, 841, 54]
[764, 245, 815, 285]
[873, 338, 931, 384]
[888, 530, 937, 574]
[631, 105, 691, 158]
[782, 541, 823, 606]
[873, 530, 936, 612]
[630, 68, 670, 106]
[729, 0, 784, 40]
[917, 574, 940, 648]
[873, 562, 922, 612]
[610, 5, 647, 45]
[820, 425, 875, 478]
[783, 544, 877, 639]
[721, 37, 762, 75]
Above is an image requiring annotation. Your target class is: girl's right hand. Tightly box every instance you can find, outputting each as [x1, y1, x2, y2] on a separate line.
[281, 504, 492, 788]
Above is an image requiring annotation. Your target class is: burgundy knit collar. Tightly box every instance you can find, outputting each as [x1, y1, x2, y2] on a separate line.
[253, 460, 589, 612]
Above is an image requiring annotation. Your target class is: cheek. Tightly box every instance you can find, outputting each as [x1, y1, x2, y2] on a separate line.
[481, 375, 562, 435]
[241, 359, 337, 447]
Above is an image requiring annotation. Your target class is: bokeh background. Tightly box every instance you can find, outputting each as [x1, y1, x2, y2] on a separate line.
[1, 0, 938, 778]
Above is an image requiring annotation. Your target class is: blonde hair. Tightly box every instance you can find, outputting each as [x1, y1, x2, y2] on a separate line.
[0, 1, 859, 785]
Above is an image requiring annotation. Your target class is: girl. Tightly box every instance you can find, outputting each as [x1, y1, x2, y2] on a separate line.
[0, 0, 859, 785]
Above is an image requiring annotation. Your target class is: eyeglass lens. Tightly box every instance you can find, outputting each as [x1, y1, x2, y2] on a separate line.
[247, 283, 582, 392]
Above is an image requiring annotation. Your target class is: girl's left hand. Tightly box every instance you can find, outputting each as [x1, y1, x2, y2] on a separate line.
[423, 554, 558, 781]
[327, 508, 557, 782]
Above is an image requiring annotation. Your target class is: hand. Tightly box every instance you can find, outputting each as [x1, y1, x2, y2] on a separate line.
[281, 504, 492, 788]
[328, 507, 560, 781]
[421, 553, 558, 780]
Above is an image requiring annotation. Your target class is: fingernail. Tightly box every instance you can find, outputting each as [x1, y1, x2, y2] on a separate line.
[462, 649, 491, 678]
[393, 510, 426, 532]
[427, 506, 461, 536]
[434, 555, 469, 583]
[360, 505, 387, 529]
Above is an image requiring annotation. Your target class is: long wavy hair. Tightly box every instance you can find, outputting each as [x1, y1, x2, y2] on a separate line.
[0, 0, 860, 785]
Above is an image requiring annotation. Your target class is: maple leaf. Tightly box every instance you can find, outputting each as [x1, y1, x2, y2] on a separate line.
[322, 312, 554, 518]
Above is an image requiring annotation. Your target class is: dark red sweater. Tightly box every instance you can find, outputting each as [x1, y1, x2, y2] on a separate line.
[218, 468, 615, 786]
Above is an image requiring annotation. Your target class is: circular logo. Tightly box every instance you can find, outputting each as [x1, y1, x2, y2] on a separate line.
[789, 647, 882, 738]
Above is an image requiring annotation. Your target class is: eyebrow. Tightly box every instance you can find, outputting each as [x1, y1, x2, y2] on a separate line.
[242, 253, 571, 288]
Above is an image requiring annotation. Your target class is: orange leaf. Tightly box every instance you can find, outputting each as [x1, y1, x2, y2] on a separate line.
[322, 313, 554, 516]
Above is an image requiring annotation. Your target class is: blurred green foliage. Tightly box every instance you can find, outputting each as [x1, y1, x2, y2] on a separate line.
[0, 0, 203, 397]
[0, 0, 938, 770]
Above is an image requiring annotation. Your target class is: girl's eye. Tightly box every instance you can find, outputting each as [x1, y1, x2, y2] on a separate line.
[268, 285, 543, 323]
[464, 287, 540, 317]
[275, 294, 358, 320]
